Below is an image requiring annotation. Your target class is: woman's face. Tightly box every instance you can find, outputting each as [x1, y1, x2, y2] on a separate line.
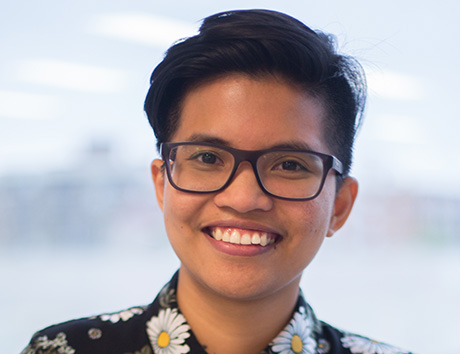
[151, 74, 357, 301]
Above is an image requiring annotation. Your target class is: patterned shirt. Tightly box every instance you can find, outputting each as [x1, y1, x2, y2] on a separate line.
[21, 271, 412, 354]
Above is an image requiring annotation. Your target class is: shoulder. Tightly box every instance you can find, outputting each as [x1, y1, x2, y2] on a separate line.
[319, 321, 414, 354]
[21, 306, 152, 354]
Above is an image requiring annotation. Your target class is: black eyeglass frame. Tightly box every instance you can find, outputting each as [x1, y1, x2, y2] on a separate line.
[160, 142, 344, 201]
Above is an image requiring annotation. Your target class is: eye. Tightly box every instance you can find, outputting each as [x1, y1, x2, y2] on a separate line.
[198, 152, 219, 164]
[189, 151, 224, 166]
[273, 159, 308, 172]
[279, 160, 305, 171]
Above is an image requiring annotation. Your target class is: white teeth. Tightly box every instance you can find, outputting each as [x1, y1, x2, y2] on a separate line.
[214, 228, 223, 241]
[230, 230, 241, 244]
[210, 228, 276, 247]
[251, 233, 261, 245]
[222, 230, 231, 242]
[260, 233, 268, 246]
[241, 233, 251, 245]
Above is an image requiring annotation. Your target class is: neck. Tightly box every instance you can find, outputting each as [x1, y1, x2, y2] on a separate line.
[176, 266, 301, 354]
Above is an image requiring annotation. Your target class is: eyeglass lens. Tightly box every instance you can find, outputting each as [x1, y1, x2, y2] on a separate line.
[166, 144, 327, 200]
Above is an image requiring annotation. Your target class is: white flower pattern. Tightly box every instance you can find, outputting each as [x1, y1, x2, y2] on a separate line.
[146, 307, 191, 354]
[21, 332, 75, 354]
[100, 307, 145, 323]
[341, 334, 409, 354]
[271, 306, 316, 354]
[159, 287, 177, 308]
[22, 273, 413, 354]
[317, 338, 331, 353]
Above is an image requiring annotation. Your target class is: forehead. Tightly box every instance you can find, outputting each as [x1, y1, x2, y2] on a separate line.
[173, 74, 329, 153]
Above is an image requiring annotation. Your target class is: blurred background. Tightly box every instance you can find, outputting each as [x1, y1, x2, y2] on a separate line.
[1, 0, 459, 353]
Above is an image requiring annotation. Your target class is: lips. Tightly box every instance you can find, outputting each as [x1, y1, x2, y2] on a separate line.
[205, 226, 278, 246]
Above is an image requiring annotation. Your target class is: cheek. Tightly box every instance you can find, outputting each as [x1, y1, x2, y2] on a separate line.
[162, 187, 208, 235]
[162, 190, 197, 258]
[288, 196, 335, 240]
[164, 191, 190, 229]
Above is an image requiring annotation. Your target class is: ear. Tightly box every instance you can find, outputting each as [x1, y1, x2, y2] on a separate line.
[327, 177, 358, 237]
[151, 159, 166, 211]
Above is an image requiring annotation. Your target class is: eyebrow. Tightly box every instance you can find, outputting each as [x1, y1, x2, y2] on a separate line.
[185, 134, 315, 151]
[187, 134, 230, 146]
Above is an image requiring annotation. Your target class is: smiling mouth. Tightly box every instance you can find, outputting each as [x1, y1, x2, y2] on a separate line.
[204, 226, 278, 246]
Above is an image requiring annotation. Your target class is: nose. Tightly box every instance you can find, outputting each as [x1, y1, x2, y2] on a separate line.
[213, 162, 273, 213]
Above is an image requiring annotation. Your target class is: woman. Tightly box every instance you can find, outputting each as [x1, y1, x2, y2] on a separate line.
[22, 9, 411, 354]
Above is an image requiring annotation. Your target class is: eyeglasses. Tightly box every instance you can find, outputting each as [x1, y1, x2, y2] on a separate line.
[160, 142, 343, 201]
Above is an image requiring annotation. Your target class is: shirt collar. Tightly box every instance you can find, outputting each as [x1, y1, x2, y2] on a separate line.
[145, 271, 323, 354]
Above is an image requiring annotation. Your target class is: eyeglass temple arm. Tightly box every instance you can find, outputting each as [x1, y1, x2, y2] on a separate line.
[332, 156, 343, 175]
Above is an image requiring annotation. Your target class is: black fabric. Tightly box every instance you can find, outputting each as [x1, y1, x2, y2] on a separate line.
[21, 271, 412, 354]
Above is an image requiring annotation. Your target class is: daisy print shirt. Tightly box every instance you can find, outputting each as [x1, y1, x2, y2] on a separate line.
[21, 271, 412, 354]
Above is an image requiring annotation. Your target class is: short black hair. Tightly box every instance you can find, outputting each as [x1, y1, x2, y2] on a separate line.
[144, 9, 366, 176]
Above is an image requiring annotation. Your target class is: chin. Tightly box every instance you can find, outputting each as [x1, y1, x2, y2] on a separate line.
[188, 264, 302, 302]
